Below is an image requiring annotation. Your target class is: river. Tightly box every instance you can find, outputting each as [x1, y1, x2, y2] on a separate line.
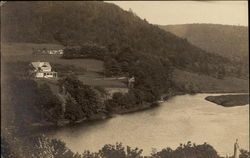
[49, 93, 249, 156]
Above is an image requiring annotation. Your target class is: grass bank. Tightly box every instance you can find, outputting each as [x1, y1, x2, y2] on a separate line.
[205, 94, 249, 107]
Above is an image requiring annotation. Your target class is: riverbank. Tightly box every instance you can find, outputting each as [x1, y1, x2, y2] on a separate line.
[16, 100, 161, 136]
[48, 93, 249, 156]
[29, 91, 247, 129]
[205, 94, 249, 107]
[16, 92, 248, 136]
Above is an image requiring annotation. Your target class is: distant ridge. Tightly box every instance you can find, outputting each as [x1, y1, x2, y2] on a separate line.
[159, 24, 248, 62]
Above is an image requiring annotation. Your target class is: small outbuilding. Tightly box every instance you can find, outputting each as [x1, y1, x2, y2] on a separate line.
[128, 76, 135, 88]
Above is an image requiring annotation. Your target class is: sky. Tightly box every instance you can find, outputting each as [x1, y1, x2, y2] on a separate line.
[107, 1, 248, 26]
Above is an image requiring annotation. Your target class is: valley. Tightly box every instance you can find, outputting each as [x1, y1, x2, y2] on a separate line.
[1, 2, 249, 158]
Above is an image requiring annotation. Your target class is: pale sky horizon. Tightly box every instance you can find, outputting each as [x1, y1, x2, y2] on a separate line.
[107, 1, 248, 26]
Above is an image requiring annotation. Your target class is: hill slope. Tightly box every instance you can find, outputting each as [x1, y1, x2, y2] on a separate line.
[159, 24, 248, 62]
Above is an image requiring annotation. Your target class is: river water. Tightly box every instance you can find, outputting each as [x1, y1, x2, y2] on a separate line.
[49, 93, 249, 156]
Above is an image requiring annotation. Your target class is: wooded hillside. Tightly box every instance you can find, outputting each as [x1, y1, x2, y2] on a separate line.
[1, 1, 246, 79]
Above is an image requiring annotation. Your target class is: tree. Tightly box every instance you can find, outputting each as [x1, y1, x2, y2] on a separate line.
[59, 76, 102, 120]
[99, 143, 126, 158]
[64, 98, 84, 122]
[104, 58, 121, 76]
[25, 135, 76, 158]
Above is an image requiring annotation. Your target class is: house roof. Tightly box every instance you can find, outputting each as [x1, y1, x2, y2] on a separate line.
[31, 62, 52, 70]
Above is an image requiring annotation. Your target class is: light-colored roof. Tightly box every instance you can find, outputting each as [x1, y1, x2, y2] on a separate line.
[31, 62, 52, 70]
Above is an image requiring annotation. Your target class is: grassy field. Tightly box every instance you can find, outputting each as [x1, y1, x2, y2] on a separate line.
[2, 42, 104, 72]
[2, 42, 126, 90]
[173, 69, 249, 93]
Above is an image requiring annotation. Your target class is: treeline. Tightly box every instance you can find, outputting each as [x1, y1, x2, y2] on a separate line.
[63, 43, 108, 60]
[2, 132, 250, 158]
[2, 1, 245, 79]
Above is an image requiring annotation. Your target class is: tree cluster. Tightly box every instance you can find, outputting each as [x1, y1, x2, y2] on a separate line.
[62, 43, 107, 60]
[2, 133, 249, 158]
[58, 75, 106, 122]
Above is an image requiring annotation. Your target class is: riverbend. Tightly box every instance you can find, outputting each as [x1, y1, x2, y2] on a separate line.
[48, 93, 249, 157]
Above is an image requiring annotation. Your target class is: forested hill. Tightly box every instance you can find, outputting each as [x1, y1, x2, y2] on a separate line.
[1, 1, 246, 78]
[159, 24, 248, 62]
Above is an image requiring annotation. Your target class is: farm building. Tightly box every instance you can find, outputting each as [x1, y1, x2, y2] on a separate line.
[30, 62, 57, 78]
[128, 76, 135, 88]
[32, 48, 64, 55]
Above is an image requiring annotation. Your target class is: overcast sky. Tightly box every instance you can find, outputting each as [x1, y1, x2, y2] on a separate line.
[107, 1, 248, 26]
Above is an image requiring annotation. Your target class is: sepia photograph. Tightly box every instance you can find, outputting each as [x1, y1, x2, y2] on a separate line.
[1, 1, 249, 158]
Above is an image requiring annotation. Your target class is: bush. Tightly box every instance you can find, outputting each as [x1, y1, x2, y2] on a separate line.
[152, 141, 220, 158]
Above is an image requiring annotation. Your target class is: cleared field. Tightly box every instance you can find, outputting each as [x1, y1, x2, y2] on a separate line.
[1, 42, 64, 55]
[1, 42, 104, 72]
[78, 76, 127, 88]
[2, 42, 125, 89]
[77, 71, 127, 88]
[173, 69, 249, 93]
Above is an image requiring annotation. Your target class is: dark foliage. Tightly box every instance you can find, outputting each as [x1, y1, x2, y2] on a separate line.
[58, 75, 105, 121]
[152, 141, 219, 158]
[62, 43, 108, 60]
[2, 133, 248, 158]
[3, 78, 62, 125]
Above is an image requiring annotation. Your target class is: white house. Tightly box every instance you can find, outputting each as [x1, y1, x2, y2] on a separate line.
[30, 62, 57, 78]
